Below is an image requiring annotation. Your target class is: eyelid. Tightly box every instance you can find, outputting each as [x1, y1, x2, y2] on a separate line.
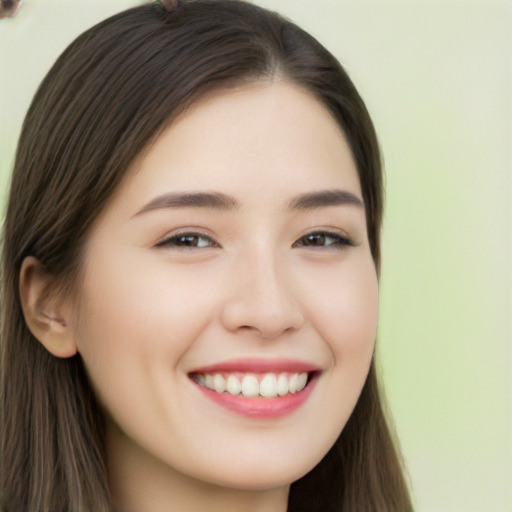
[292, 229, 355, 249]
[154, 230, 220, 249]
[153, 227, 355, 250]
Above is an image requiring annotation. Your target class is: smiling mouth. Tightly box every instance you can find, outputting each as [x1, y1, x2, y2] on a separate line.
[190, 371, 314, 398]
[188, 359, 320, 417]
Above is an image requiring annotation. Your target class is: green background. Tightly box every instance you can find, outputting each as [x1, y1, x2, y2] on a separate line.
[1, 1, 510, 510]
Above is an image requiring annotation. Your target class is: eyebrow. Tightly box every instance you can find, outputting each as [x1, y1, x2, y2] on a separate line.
[133, 188, 364, 217]
[134, 191, 240, 216]
[287, 189, 364, 210]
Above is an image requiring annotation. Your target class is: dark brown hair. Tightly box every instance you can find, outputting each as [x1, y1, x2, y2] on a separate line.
[1, 1, 412, 510]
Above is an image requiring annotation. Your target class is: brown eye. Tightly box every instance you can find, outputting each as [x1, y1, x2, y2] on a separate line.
[155, 232, 218, 249]
[303, 234, 328, 246]
[293, 231, 352, 249]
[0, 0, 22, 19]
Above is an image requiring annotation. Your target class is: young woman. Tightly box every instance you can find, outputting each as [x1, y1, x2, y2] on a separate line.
[0, 1, 413, 511]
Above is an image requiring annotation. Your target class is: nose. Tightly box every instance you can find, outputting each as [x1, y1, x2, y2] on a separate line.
[220, 249, 304, 340]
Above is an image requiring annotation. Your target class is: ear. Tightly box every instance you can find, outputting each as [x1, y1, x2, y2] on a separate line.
[19, 256, 77, 358]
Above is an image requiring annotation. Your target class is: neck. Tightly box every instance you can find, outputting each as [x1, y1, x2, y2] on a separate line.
[106, 422, 290, 512]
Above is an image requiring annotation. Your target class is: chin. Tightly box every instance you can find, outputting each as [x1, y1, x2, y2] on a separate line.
[192, 447, 326, 493]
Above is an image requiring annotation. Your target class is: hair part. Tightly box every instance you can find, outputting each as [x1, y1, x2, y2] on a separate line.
[1, 1, 410, 510]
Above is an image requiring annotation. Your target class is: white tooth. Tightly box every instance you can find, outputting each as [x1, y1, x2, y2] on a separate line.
[296, 372, 308, 392]
[277, 373, 289, 396]
[204, 374, 214, 390]
[289, 373, 299, 393]
[241, 374, 259, 397]
[226, 374, 242, 395]
[195, 374, 205, 386]
[259, 373, 278, 397]
[213, 373, 226, 393]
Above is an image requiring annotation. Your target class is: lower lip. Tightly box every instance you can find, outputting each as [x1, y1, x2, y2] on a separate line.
[193, 377, 317, 418]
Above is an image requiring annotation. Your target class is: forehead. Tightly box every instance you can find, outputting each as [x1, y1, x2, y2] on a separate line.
[112, 81, 361, 215]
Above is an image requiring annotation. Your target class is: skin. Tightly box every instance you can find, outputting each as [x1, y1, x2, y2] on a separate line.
[22, 81, 379, 512]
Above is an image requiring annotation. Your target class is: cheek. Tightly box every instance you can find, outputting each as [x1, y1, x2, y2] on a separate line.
[76, 255, 212, 348]
[280, 256, 378, 474]
[305, 254, 379, 360]
[72, 258, 216, 409]
[336, 265, 379, 353]
[307, 254, 378, 417]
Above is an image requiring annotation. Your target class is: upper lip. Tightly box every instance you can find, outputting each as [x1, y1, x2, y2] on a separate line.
[189, 358, 321, 375]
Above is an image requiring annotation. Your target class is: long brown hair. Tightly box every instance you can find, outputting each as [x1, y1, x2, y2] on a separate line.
[1, 1, 412, 510]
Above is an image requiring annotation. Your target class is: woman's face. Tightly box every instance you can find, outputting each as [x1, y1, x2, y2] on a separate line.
[73, 82, 378, 493]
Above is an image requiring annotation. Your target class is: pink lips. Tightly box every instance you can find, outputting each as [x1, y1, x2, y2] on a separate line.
[191, 358, 320, 374]
[189, 358, 320, 418]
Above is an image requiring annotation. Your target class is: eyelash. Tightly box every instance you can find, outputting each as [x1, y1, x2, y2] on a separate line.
[155, 230, 353, 250]
[292, 231, 354, 249]
[155, 232, 218, 249]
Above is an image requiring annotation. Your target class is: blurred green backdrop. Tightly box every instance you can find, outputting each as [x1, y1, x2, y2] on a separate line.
[0, 1, 510, 511]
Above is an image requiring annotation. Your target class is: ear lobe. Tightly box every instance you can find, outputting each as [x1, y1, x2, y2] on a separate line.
[19, 256, 77, 358]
